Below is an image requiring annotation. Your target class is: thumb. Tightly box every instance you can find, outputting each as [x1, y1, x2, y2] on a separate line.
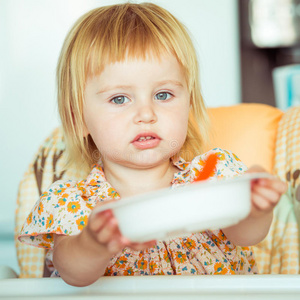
[246, 165, 267, 174]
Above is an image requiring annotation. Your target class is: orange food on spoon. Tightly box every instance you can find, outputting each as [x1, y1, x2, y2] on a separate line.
[194, 153, 219, 182]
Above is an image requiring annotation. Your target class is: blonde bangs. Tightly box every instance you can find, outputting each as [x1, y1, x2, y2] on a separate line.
[57, 2, 209, 172]
[85, 4, 190, 78]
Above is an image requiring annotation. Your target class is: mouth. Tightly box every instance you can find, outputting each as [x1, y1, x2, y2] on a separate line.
[132, 133, 161, 149]
[132, 133, 161, 142]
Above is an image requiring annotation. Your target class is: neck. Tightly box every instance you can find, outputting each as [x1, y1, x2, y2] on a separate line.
[103, 160, 178, 198]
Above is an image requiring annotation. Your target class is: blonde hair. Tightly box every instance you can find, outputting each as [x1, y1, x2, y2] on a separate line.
[57, 2, 210, 172]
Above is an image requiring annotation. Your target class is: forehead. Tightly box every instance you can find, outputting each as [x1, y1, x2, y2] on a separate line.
[87, 43, 174, 76]
[86, 53, 187, 89]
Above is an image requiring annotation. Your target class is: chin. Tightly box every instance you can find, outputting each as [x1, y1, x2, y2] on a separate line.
[127, 152, 172, 168]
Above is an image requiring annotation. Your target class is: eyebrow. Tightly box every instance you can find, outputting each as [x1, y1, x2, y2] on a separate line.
[157, 80, 184, 88]
[97, 85, 132, 94]
[97, 80, 184, 94]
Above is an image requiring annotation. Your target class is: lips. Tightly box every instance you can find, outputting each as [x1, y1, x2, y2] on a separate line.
[132, 132, 161, 149]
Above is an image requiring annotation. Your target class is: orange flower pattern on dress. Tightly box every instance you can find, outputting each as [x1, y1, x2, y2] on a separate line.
[115, 256, 127, 269]
[39, 242, 51, 249]
[46, 214, 53, 229]
[37, 202, 44, 215]
[149, 261, 158, 273]
[108, 188, 119, 199]
[137, 258, 148, 270]
[175, 251, 187, 264]
[43, 233, 53, 243]
[26, 212, 32, 225]
[58, 193, 69, 206]
[40, 191, 49, 198]
[185, 238, 197, 250]
[67, 201, 81, 214]
[124, 267, 134, 276]
[214, 262, 235, 275]
[76, 216, 88, 231]
[18, 148, 258, 276]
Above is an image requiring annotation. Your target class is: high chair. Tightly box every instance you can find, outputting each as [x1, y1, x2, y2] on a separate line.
[1, 103, 300, 298]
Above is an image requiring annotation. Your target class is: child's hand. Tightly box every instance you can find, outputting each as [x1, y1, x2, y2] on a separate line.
[246, 166, 287, 218]
[86, 207, 156, 255]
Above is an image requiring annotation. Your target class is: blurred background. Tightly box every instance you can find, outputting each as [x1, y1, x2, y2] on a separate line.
[1, 0, 300, 274]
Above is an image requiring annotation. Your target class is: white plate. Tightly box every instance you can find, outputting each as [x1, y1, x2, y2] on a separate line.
[94, 173, 272, 242]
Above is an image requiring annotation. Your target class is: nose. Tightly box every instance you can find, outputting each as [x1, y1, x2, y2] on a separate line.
[133, 101, 157, 124]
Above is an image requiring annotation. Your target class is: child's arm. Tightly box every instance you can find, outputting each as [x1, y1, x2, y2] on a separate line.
[222, 165, 287, 247]
[52, 209, 155, 287]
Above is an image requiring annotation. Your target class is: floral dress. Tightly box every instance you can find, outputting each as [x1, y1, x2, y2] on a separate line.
[18, 148, 258, 276]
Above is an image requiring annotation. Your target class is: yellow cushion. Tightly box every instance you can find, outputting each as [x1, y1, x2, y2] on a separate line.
[207, 103, 283, 173]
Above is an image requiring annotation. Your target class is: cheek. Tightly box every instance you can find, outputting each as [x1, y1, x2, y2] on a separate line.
[90, 124, 124, 152]
[178, 107, 190, 139]
[84, 108, 110, 136]
[166, 106, 189, 141]
[84, 115, 106, 147]
[175, 104, 190, 128]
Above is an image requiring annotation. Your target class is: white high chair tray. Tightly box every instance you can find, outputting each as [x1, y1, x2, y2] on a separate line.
[94, 173, 271, 242]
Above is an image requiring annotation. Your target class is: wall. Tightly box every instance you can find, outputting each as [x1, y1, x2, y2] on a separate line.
[0, 0, 240, 273]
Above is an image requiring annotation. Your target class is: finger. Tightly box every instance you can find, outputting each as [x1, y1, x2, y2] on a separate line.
[107, 239, 127, 254]
[142, 240, 157, 248]
[252, 191, 275, 212]
[129, 243, 147, 251]
[252, 184, 281, 206]
[89, 209, 112, 233]
[97, 217, 119, 244]
[247, 165, 266, 173]
[99, 220, 130, 254]
[256, 178, 287, 194]
[129, 239, 157, 251]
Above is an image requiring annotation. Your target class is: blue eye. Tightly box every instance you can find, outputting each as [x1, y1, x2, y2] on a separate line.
[111, 96, 129, 105]
[155, 92, 171, 101]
